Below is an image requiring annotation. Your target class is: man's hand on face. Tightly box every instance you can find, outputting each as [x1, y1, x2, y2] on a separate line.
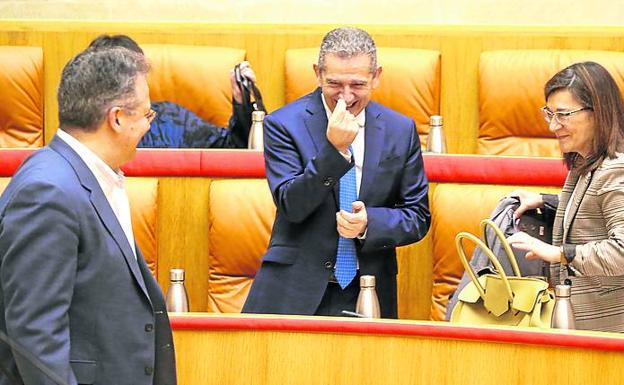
[327, 98, 359, 154]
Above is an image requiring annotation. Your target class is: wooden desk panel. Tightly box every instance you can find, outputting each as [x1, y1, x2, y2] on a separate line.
[171, 314, 624, 385]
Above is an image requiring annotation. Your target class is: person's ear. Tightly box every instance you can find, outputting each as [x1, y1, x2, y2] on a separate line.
[108, 106, 123, 133]
[313, 63, 323, 88]
[371, 65, 382, 90]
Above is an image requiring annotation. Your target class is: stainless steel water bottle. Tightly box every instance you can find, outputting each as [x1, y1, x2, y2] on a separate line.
[355, 275, 381, 318]
[426, 115, 447, 153]
[248, 110, 265, 150]
[165, 268, 189, 312]
[551, 284, 575, 329]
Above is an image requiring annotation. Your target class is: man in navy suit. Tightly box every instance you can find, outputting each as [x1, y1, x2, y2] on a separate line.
[0, 47, 176, 384]
[243, 27, 430, 318]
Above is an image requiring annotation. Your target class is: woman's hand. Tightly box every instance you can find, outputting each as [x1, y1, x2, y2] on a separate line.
[507, 231, 560, 263]
[509, 189, 544, 219]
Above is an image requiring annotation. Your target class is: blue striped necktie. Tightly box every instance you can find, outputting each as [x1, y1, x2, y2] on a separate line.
[335, 147, 358, 289]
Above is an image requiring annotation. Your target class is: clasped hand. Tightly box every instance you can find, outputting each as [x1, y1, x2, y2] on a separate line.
[337, 201, 367, 238]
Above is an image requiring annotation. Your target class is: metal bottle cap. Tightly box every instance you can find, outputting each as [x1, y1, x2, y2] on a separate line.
[252, 110, 265, 122]
[555, 284, 571, 297]
[429, 115, 443, 126]
[360, 275, 376, 288]
[170, 268, 185, 282]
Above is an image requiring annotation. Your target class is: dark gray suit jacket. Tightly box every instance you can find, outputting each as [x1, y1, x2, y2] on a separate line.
[0, 136, 176, 385]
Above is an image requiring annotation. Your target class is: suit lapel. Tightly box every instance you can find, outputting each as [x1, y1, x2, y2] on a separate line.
[562, 170, 593, 242]
[358, 104, 385, 203]
[49, 136, 150, 299]
[304, 89, 339, 206]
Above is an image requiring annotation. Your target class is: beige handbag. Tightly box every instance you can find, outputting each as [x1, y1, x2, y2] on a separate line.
[450, 220, 555, 328]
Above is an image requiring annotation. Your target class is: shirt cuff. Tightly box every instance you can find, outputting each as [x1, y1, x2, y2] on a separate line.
[357, 228, 368, 240]
[562, 243, 576, 264]
[339, 148, 352, 162]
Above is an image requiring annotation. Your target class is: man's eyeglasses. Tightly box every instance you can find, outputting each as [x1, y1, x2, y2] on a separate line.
[144, 109, 157, 124]
[540, 106, 592, 125]
[118, 107, 158, 124]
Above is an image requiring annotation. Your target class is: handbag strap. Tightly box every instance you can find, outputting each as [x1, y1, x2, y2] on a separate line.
[480, 219, 522, 277]
[455, 231, 514, 303]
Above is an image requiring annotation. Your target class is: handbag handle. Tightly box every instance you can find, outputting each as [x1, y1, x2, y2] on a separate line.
[480, 219, 522, 277]
[455, 231, 514, 303]
[234, 63, 266, 113]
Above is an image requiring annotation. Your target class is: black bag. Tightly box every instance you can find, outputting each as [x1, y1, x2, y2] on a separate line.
[516, 208, 555, 244]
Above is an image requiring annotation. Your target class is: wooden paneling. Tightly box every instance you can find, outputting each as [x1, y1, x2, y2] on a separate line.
[171, 315, 624, 385]
[157, 177, 212, 312]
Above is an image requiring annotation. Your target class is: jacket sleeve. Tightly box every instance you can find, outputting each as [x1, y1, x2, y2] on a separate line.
[0, 179, 79, 385]
[184, 100, 251, 148]
[573, 166, 624, 275]
[360, 121, 431, 252]
[263, 113, 352, 224]
[225, 100, 253, 148]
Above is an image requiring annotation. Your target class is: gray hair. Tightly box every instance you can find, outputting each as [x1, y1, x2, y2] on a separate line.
[317, 27, 377, 73]
[57, 47, 149, 131]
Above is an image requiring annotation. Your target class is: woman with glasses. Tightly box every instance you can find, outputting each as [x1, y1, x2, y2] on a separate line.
[508, 61, 624, 332]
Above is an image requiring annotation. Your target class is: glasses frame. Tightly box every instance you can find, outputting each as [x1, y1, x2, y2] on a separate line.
[143, 108, 157, 124]
[540, 106, 592, 125]
[116, 106, 158, 124]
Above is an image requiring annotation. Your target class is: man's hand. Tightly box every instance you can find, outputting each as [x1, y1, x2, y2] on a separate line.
[327, 98, 359, 154]
[230, 61, 257, 104]
[507, 231, 560, 263]
[336, 201, 368, 238]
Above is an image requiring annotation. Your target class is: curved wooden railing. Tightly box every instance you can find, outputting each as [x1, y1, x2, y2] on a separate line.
[169, 313, 624, 385]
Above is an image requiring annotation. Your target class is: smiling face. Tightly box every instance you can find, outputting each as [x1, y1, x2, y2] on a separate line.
[546, 89, 595, 158]
[314, 53, 381, 116]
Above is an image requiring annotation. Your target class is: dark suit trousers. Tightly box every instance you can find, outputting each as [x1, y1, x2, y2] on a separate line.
[314, 273, 360, 316]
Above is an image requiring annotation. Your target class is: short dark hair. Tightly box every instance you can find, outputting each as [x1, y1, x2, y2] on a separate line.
[545, 61, 624, 173]
[88, 34, 144, 55]
[57, 47, 149, 131]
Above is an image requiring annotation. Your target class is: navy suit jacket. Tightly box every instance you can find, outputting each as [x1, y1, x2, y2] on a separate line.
[243, 89, 430, 318]
[0, 136, 176, 385]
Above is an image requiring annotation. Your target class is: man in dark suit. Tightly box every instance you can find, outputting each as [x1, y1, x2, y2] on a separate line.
[0, 47, 176, 384]
[243, 27, 430, 318]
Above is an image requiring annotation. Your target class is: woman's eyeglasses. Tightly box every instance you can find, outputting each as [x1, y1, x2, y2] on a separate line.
[540, 106, 592, 125]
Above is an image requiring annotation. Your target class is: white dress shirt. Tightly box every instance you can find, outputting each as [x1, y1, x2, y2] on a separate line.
[321, 94, 366, 194]
[57, 129, 137, 258]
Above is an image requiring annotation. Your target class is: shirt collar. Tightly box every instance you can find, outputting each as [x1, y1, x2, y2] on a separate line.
[56, 129, 125, 188]
[321, 94, 366, 128]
